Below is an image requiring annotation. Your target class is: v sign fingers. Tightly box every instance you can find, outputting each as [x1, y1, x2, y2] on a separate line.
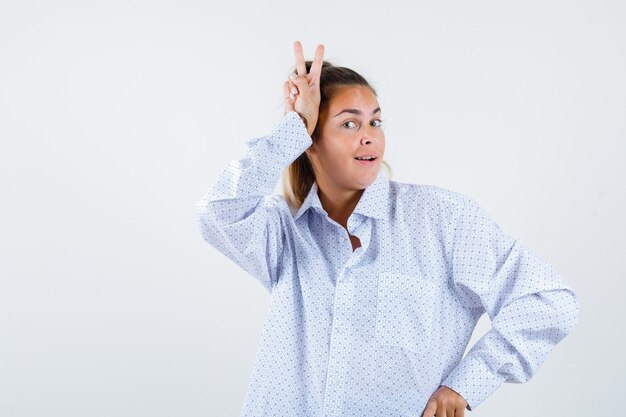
[293, 41, 307, 76]
[285, 40, 325, 136]
[308, 44, 325, 82]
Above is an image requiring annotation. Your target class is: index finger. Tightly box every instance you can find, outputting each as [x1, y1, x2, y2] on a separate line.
[308, 44, 325, 79]
[293, 40, 307, 76]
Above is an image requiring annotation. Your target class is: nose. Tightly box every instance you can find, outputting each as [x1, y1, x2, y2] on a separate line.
[360, 124, 379, 145]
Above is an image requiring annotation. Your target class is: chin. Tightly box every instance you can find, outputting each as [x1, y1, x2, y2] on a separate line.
[356, 170, 379, 189]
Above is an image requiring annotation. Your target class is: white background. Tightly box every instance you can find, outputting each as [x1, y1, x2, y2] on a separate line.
[1, 1, 624, 416]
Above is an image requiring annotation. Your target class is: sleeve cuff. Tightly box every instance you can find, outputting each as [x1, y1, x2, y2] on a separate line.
[245, 110, 311, 170]
[440, 352, 508, 411]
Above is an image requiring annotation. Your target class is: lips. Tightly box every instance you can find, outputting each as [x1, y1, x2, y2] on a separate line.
[354, 156, 377, 166]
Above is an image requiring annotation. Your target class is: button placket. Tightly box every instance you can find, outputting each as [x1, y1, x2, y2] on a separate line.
[352, 216, 372, 254]
[333, 268, 352, 333]
[323, 265, 356, 415]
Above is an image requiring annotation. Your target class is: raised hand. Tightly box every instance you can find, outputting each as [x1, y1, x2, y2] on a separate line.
[283, 40, 324, 136]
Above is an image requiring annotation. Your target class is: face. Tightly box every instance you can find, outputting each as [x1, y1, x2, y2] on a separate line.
[308, 85, 385, 193]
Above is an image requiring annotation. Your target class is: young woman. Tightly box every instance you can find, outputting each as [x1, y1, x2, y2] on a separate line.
[196, 41, 579, 417]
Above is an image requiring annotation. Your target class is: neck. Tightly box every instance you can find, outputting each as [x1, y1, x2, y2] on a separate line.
[316, 181, 364, 229]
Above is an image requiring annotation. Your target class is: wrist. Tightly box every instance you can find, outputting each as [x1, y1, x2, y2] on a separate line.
[297, 113, 308, 129]
[296, 113, 315, 136]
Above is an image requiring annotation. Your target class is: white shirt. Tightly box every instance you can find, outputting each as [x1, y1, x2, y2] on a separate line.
[196, 111, 579, 416]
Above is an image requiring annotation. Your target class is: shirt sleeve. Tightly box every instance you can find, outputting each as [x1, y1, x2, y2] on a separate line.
[440, 198, 580, 411]
[195, 111, 312, 292]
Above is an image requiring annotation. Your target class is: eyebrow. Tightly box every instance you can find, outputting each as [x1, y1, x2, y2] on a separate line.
[333, 107, 381, 118]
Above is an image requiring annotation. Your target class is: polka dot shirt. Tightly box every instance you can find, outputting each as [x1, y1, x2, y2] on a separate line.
[196, 111, 579, 416]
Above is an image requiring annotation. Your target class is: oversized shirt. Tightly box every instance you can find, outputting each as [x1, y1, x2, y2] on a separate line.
[195, 111, 579, 417]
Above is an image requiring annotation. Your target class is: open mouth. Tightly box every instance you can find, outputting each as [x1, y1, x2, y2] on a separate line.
[354, 156, 377, 165]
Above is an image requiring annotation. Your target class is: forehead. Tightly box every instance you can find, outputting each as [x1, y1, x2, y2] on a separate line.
[328, 85, 379, 109]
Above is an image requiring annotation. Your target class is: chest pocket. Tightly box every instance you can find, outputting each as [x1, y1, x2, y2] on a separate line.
[375, 272, 438, 353]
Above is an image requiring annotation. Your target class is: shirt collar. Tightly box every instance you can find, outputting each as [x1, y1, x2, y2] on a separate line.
[293, 168, 391, 221]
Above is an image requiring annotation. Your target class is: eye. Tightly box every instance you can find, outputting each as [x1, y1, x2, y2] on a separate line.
[342, 121, 357, 128]
[372, 119, 384, 127]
